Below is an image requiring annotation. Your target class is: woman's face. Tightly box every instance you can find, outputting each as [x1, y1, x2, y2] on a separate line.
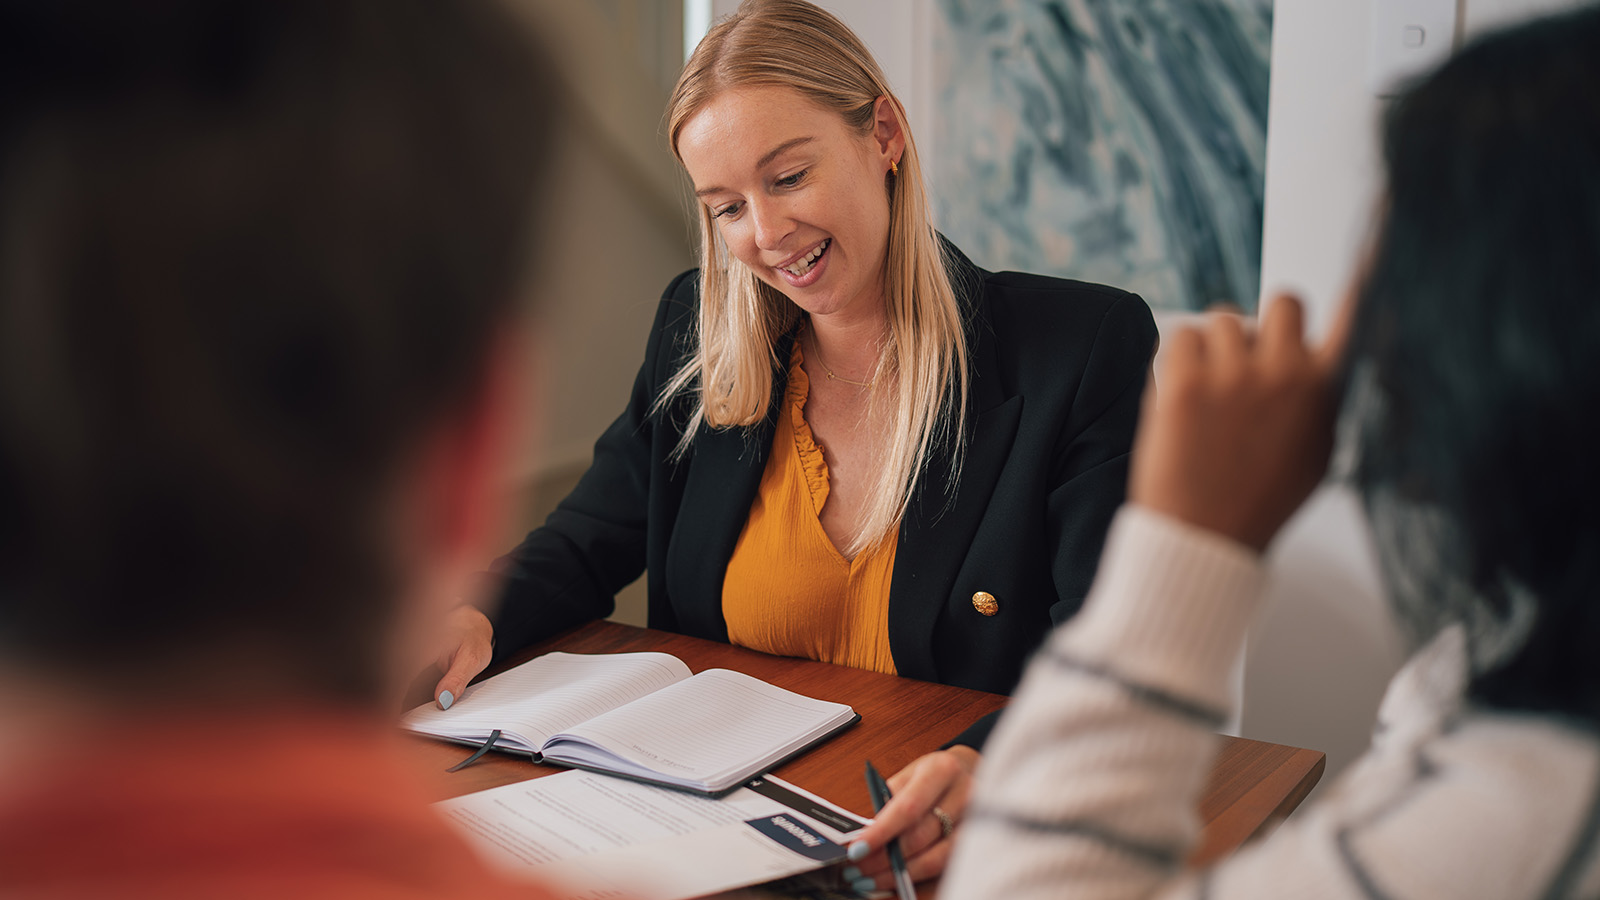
[677, 85, 903, 325]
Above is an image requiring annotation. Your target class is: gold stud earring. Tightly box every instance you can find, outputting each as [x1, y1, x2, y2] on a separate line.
[890, 158, 900, 177]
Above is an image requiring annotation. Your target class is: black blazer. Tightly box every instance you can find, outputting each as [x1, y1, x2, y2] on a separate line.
[486, 243, 1156, 746]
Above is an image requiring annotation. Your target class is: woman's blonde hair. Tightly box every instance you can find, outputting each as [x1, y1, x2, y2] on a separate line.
[660, 0, 968, 557]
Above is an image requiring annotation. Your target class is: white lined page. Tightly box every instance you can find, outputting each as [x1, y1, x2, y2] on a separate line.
[540, 668, 855, 792]
[401, 651, 692, 752]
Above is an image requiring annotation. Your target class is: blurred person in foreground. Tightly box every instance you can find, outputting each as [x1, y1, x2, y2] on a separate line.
[944, 7, 1600, 899]
[0, 2, 566, 896]
[427, 2, 1156, 886]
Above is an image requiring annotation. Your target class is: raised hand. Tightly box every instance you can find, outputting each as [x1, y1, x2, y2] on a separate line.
[1129, 293, 1351, 551]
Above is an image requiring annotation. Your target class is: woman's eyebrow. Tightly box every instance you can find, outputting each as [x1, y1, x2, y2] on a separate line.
[756, 136, 815, 169]
[694, 136, 816, 197]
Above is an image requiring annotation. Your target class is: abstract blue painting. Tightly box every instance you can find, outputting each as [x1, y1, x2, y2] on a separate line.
[930, 0, 1273, 312]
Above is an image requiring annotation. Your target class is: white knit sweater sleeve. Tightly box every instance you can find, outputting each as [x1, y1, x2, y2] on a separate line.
[943, 507, 1600, 900]
[941, 505, 1266, 900]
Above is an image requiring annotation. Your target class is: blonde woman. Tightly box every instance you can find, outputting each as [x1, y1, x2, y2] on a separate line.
[432, 0, 1155, 888]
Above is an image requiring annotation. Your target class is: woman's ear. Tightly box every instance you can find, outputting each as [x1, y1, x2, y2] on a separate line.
[872, 95, 907, 171]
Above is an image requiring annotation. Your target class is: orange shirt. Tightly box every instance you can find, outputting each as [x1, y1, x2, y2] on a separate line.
[722, 343, 899, 675]
[0, 707, 563, 900]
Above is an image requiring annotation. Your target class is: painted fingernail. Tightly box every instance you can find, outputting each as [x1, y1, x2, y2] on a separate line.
[841, 866, 862, 882]
[847, 840, 869, 861]
[438, 690, 454, 710]
[851, 877, 876, 894]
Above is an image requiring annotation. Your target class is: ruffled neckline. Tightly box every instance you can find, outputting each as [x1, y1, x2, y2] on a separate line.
[786, 339, 831, 513]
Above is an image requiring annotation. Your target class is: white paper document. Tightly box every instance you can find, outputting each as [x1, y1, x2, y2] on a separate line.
[437, 769, 866, 899]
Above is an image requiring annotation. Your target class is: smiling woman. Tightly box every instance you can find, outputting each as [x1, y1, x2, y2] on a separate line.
[428, 0, 1158, 890]
[672, 83, 918, 559]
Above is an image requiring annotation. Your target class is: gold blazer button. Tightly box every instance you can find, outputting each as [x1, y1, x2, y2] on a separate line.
[971, 591, 999, 616]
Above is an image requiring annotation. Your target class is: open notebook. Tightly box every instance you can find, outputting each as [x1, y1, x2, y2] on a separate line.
[402, 651, 859, 795]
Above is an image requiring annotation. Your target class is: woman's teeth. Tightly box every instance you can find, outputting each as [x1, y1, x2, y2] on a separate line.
[784, 240, 830, 276]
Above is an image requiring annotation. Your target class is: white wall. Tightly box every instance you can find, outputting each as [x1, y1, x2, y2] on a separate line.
[1262, 0, 1587, 333]
[1243, 0, 1400, 791]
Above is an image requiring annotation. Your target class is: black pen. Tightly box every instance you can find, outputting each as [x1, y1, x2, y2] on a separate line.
[864, 761, 918, 900]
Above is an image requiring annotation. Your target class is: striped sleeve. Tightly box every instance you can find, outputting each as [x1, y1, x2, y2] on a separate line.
[943, 506, 1265, 900]
[946, 506, 1600, 900]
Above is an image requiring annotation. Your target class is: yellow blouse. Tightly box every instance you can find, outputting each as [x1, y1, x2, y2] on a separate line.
[721, 343, 899, 675]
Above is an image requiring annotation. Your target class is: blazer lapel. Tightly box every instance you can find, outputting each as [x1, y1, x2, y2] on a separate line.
[888, 256, 1021, 683]
[666, 331, 797, 643]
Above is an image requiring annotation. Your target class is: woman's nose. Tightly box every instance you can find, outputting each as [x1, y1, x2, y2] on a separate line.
[749, 199, 794, 252]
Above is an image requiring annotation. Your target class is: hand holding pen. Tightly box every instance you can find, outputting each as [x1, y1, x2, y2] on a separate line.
[843, 747, 977, 894]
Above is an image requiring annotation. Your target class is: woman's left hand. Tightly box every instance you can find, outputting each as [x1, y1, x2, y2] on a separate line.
[843, 745, 980, 891]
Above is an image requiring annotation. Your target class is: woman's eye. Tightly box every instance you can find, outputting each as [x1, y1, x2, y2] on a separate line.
[775, 170, 807, 189]
[712, 201, 742, 219]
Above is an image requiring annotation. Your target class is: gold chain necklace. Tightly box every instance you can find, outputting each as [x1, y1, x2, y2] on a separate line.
[806, 325, 875, 387]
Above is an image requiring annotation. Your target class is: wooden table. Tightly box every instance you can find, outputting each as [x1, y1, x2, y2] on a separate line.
[404, 620, 1324, 888]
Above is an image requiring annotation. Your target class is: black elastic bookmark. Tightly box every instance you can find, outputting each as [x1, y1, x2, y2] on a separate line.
[446, 729, 502, 773]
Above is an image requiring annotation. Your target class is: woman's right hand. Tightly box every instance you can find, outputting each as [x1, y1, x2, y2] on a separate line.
[430, 605, 495, 710]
